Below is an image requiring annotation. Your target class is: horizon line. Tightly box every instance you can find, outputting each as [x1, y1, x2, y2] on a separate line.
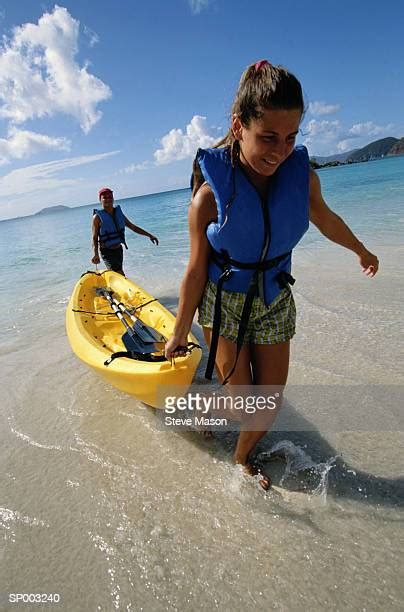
[0, 185, 191, 223]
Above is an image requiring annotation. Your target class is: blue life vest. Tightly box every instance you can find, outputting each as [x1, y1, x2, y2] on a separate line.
[94, 205, 127, 249]
[197, 145, 310, 306]
[195, 145, 310, 382]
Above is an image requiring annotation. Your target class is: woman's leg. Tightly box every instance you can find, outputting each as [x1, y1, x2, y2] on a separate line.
[202, 328, 252, 422]
[232, 341, 290, 489]
[234, 341, 290, 462]
[202, 329, 290, 488]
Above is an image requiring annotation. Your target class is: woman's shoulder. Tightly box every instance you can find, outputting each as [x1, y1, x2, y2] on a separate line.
[189, 183, 217, 226]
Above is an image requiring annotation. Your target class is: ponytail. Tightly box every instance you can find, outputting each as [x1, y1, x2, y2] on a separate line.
[191, 60, 304, 198]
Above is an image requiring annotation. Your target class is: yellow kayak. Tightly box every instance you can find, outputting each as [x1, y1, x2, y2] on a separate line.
[66, 270, 201, 408]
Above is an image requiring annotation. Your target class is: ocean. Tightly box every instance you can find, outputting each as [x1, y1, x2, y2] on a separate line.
[1, 156, 403, 611]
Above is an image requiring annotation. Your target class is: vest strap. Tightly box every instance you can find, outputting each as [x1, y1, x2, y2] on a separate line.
[204, 265, 233, 380]
[111, 208, 128, 249]
[211, 248, 291, 271]
[204, 250, 293, 382]
[221, 270, 259, 385]
[100, 229, 124, 242]
[277, 271, 296, 288]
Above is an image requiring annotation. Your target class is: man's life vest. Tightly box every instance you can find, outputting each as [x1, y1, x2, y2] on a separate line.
[194, 145, 310, 381]
[93, 205, 128, 249]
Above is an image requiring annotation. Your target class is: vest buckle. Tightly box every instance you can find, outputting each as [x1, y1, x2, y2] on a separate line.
[220, 265, 233, 282]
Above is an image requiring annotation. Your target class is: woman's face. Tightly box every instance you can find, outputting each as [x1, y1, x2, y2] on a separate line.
[233, 108, 302, 179]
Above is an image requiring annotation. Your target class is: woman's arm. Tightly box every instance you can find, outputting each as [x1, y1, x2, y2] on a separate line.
[309, 169, 379, 277]
[124, 216, 159, 244]
[165, 184, 217, 358]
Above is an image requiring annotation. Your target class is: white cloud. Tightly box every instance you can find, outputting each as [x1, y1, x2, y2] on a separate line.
[0, 127, 70, 165]
[303, 119, 341, 138]
[302, 117, 397, 156]
[119, 115, 218, 173]
[336, 139, 356, 153]
[188, 0, 210, 14]
[302, 119, 342, 155]
[154, 115, 217, 165]
[0, 5, 111, 134]
[0, 151, 119, 200]
[83, 25, 99, 48]
[336, 122, 395, 153]
[121, 160, 152, 174]
[308, 101, 340, 116]
[348, 121, 394, 137]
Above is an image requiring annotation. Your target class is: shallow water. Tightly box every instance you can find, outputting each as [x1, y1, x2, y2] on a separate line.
[1, 157, 403, 610]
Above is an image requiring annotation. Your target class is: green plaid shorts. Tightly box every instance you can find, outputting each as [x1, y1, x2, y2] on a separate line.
[198, 279, 296, 345]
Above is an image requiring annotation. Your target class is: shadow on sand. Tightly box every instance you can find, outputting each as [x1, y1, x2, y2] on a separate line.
[156, 311, 404, 509]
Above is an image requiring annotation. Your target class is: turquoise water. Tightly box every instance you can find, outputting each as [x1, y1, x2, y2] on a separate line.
[315, 156, 404, 245]
[1, 156, 403, 611]
[0, 155, 402, 329]
[1, 155, 403, 295]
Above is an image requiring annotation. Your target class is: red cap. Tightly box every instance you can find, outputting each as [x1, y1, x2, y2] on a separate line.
[98, 187, 113, 199]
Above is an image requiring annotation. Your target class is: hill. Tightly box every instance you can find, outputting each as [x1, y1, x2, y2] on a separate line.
[310, 136, 404, 168]
[311, 150, 358, 164]
[387, 137, 404, 156]
[346, 137, 398, 163]
[35, 205, 70, 216]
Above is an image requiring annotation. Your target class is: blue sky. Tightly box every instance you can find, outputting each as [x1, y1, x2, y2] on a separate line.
[0, 0, 403, 220]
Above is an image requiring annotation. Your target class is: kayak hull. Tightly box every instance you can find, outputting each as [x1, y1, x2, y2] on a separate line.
[66, 270, 201, 408]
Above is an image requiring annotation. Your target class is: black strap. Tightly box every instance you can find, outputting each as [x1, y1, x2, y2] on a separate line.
[277, 271, 295, 288]
[80, 269, 109, 278]
[186, 342, 202, 352]
[211, 248, 291, 271]
[221, 270, 259, 385]
[104, 351, 167, 366]
[72, 308, 116, 316]
[204, 265, 233, 380]
[104, 341, 201, 366]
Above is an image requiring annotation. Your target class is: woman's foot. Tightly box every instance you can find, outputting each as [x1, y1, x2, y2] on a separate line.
[191, 409, 214, 438]
[200, 429, 214, 439]
[243, 463, 271, 490]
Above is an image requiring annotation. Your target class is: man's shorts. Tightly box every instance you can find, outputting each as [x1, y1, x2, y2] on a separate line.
[198, 279, 296, 345]
[100, 245, 123, 272]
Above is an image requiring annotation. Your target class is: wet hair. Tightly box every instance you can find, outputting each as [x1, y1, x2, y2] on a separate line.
[191, 60, 304, 197]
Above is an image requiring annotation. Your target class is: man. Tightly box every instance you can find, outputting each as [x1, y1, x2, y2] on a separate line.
[91, 187, 158, 276]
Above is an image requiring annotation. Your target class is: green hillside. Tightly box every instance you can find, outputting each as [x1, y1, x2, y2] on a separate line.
[346, 137, 398, 162]
[387, 137, 404, 156]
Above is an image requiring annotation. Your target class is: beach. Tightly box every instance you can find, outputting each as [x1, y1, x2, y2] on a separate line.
[1, 156, 403, 611]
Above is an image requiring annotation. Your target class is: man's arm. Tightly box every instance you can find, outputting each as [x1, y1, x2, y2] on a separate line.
[124, 215, 159, 245]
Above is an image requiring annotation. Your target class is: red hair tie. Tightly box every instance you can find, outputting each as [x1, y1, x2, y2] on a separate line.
[255, 59, 270, 72]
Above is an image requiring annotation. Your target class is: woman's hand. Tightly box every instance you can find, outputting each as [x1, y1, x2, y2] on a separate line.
[91, 254, 100, 264]
[358, 247, 379, 277]
[165, 334, 189, 360]
[164, 184, 215, 363]
[149, 234, 159, 245]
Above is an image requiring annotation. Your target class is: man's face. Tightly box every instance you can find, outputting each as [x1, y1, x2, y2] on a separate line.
[100, 191, 114, 211]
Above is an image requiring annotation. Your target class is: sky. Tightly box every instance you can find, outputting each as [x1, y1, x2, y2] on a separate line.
[0, 0, 403, 220]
